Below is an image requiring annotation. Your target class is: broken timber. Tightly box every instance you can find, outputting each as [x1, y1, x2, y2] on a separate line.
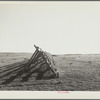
[24, 45, 59, 79]
[1, 45, 59, 85]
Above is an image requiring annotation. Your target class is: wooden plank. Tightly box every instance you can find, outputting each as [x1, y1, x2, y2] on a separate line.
[21, 61, 46, 82]
[43, 52, 55, 68]
[24, 49, 41, 70]
[39, 51, 57, 77]
[0, 63, 27, 79]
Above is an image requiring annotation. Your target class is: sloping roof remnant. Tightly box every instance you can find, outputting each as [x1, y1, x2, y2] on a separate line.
[1, 45, 59, 85]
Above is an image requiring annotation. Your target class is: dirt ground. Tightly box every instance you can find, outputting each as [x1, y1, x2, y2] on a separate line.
[0, 53, 100, 91]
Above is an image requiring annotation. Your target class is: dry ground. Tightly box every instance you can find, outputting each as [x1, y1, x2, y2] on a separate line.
[0, 53, 100, 91]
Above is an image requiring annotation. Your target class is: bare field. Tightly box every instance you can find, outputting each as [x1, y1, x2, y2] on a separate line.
[0, 53, 100, 91]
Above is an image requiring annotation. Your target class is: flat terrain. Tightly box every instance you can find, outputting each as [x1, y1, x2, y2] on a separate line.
[0, 53, 100, 91]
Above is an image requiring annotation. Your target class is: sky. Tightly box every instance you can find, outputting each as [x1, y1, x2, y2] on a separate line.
[0, 1, 100, 54]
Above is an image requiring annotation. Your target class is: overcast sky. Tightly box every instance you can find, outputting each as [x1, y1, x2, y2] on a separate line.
[0, 1, 100, 54]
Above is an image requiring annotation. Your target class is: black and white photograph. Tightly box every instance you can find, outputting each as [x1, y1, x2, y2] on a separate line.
[0, 1, 100, 98]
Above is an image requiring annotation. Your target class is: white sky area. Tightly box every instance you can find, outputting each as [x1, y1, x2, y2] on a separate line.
[0, 1, 100, 54]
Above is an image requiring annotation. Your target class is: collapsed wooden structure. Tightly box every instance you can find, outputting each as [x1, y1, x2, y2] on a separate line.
[24, 45, 59, 80]
[1, 45, 59, 85]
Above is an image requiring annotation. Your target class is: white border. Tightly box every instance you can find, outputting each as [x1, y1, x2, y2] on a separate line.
[0, 91, 100, 99]
[0, 1, 100, 99]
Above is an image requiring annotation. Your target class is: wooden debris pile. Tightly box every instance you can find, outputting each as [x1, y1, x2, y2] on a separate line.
[24, 45, 59, 80]
[0, 45, 59, 85]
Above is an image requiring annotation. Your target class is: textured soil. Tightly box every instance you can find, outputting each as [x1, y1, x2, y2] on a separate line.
[0, 53, 100, 91]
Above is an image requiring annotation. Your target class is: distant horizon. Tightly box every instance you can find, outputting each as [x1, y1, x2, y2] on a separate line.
[0, 51, 100, 55]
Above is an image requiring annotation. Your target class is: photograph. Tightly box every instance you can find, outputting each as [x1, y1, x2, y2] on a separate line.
[0, 1, 100, 99]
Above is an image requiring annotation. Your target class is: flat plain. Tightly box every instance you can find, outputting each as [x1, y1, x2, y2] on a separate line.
[0, 53, 100, 91]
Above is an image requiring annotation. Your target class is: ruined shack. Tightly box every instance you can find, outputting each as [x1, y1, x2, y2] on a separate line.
[1, 45, 59, 85]
[23, 45, 59, 80]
